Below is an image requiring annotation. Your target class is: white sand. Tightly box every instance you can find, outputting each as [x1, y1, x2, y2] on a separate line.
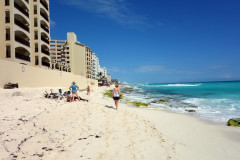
[0, 87, 239, 160]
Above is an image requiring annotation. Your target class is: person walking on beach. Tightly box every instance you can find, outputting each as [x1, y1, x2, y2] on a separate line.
[112, 84, 120, 110]
[69, 81, 80, 102]
[87, 86, 90, 95]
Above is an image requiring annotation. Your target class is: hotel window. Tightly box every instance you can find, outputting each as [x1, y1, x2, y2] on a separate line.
[6, 28, 10, 40]
[5, 0, 9, 5]
[35, 43, 38, 52]
[34, 6, 37, 14]
[34, 18, 37, 27]
[34, 30, 38, 39]
[35, 56, 39, 65]
[34, 0, 37, 1]
[6, 45, 11, 58]
[5, 11, 10, 23]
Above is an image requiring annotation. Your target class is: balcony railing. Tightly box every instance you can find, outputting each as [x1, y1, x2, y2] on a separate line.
[40, 0, 49, 11]
[14, 2, 29, 18]
[41, 24, 49, 33]
[41, 36, 49, 44]
[15, 36, 30, 47]
[42, 61, 50, 67]
[40, 11, 49, 22]
[6, 50, 11, 58]
[15, 19, 29, 32]
[5, 17, 10, 23]
[6, 34, 10, 40]
[41, 49, 50, 56]
[15, 52, 30, 61]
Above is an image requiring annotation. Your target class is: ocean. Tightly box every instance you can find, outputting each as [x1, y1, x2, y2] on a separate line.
[122, 81, 240, 122]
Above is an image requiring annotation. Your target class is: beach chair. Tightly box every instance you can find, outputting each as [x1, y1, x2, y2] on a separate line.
[58, 89, 68, 100]
[50, 89, 60, 99]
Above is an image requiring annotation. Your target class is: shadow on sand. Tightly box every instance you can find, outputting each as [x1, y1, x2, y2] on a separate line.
[105, 105, 115, 110]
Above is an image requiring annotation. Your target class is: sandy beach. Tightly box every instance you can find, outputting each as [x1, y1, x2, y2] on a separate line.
[0, 87, 240, 160]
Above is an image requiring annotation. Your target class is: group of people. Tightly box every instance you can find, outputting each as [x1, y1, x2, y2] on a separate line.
[67, 81, 90, 102]
[68, 81, 121, 110]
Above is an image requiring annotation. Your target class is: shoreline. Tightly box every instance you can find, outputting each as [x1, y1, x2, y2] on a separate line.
[0, 87, 240, 159]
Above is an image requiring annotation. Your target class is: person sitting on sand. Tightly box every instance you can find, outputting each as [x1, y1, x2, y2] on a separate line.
[87, 86, 90, 95]
[66, 94, 89, 102]
[69, 81, 80, 101]
[66, 94, 73, 102]
[112, 84, 120, 110]
[63, 91, 71, 96]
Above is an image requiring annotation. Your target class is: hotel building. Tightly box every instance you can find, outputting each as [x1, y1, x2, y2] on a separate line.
[92, 53, 100, 79]
[0, 0, 51, 68]
[107, 74, 111, 82]
[99, 67, 107, 78]
[50, 32, 93, 78]
[85, 46, 92, 79]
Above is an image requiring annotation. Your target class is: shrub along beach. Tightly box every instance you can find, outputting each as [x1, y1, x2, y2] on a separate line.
[0, 85, 240, 159]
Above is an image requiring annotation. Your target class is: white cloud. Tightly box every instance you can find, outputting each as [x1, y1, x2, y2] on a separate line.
[108, 68, 125, 73]
[135, 65, 201, 74]
[205, 65, 228, 69]
[50, 20, 56, 27]
[60, 0, 147, 26]
[135, 65, 166, 73]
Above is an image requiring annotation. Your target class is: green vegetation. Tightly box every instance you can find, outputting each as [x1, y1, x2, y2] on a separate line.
[123, 87, 133, 90]
[127, 101, 148, 107]
[185, 110, 197, 112]
[159, 99, 170, 102]
[228, 118, 240, 127]
[151, 99, 170, 103]
[103, 90, 123, 99]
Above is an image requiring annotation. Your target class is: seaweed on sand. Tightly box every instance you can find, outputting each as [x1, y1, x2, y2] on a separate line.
[127, 101, 148, 107]
[103, 90, 123, 99]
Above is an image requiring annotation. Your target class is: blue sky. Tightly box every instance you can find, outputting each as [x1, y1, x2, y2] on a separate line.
[50, 0, 240, 83]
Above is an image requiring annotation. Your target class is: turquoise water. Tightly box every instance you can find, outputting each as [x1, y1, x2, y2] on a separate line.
[124, 81, 240, 122]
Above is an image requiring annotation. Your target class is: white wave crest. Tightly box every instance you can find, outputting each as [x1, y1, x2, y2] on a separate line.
[162, 83, 201, 87]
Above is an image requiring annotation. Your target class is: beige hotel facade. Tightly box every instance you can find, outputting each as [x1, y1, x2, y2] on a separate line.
[0, 0, 51, 68]
[50, 32, 93, 78]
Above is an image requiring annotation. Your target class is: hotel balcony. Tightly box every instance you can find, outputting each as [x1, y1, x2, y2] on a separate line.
[15, 36, 30, 47]
[15, 52, 30, 61]
[40, 0, 48, 11]
[15, 47, 30, 62]
[15, 30, 30, 47]
[41, 36, 49, 44]
[41, 24, 49, 33]
[41, 44, 50, 56]
[15, 19, 29, 32]
[14, 1, 29, 18]
[42, 61, 50, 67]
[41, 49, 49, 56]
[40, 10, 49, 22]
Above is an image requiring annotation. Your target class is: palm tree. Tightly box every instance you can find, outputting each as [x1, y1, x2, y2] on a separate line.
[97, 72, 103, 79]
